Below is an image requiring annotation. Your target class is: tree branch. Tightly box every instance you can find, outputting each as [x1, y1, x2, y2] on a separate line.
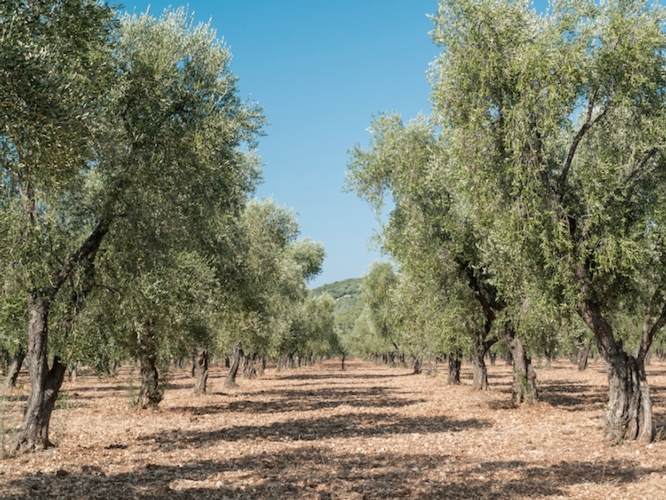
[558, 99, 609, 201]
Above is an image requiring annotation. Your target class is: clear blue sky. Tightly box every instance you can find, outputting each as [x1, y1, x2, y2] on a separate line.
[121, 1, 549, 287]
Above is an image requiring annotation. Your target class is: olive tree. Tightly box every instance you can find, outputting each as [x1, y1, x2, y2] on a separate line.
[431, 0, 666, 442]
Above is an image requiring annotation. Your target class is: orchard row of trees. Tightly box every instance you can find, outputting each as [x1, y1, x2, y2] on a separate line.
[0, 1, 339, 452]
[346, 0, 666, 444]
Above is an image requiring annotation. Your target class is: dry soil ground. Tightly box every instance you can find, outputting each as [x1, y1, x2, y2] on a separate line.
[2, 358, 666, 499]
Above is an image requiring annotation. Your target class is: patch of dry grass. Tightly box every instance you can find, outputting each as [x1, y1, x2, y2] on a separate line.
[2, 358, 666, 499]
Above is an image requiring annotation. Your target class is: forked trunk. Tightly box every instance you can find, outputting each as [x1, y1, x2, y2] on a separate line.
[501, 330, 538, 405]
[193, 346, 208, 394]
[138, 326, 162, 409]
[14, 296, 67, 451]
[225, 346, 242, 388]
[578, 338, 593, 371]
[579, 298, 655, 443]
[5, 347, 25, 388]
[472, 335, 497, 391]
[448, 349, 461, 385]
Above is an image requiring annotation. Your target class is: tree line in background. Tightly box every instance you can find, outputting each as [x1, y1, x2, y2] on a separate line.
[346, 0, 666, 445]
[0, 1, 341, 453]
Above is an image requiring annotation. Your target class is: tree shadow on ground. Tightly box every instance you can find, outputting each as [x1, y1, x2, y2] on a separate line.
[5, 449, 656, 499]
[171, 388, 424, 415]
[276, 372, 413, 381]
[138, 413, 492, 451]
[538, 379, 607, 411]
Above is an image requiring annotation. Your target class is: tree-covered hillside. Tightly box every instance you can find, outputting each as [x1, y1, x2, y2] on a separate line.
[312, 278, 363, 335]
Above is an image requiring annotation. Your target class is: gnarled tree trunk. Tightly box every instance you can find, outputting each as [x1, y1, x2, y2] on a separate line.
[472, 335, 497, 391]
[413, 357, 422, 375]
[138, 325, 162, 409]
[579, 295, 659, 443]
[448, 348, 461, 385]
[14, 297, 67, 451]
[193, 346, 208, 394]
[472, 347, 489, 391]
[501, 329, 538, 405]
[242, 353, 257, 379]
[578, 338, 593, 371]
[225, 346, 242, 388]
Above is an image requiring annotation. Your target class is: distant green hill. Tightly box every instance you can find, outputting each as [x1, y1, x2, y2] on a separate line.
[312, 278, 363, 335]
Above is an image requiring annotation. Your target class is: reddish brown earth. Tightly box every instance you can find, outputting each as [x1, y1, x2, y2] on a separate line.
[2, 358, 666, 499]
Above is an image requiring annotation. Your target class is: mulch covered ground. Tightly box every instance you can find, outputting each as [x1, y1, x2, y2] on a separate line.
[2, 357, 666, 499]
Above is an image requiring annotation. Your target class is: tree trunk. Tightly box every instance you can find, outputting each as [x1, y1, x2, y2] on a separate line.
[579, 298, 655, 443]
[577, 338, 593, 371]
[14, 296, 67, 451]
[413, 357, 421, 375]
[501, 330, 538, 405]
[242, 353, 257, 379]
[1, 348, 9, 375]
[193, 346, 208, 394]
[341, 353, 346, 371]
[256, 356, 266, 376]
[447, 348, 461, 385]
[225, 346, 242, 388]
[472, 346, 489, 391]
[489, 352, 497, 366]
[67, 364, 78, 383]
[5, 347, 25, 388]
[138, 326, 162, 409]
[605, 349, 652, 443]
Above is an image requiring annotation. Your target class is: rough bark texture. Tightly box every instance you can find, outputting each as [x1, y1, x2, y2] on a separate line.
[448, 349, 461, 385]
[579, 298, 655, 443]
[193, 346, 209, 394]
[225, 346, 242, 388]
[472, 349, 489, 391]
[501, 330, 538, 405]
[242, 354, 257, 379]
[138, 327, 162, 409]
[14, 297, 67, 451]
[577, 339, 593, 371]
[5, 348, 25, 388]
[472, 335, 497, 391]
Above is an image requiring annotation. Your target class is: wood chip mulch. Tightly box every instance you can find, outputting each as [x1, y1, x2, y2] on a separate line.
[2, 358, 666, 499]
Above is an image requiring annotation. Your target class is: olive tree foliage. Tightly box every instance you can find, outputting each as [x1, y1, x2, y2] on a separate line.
[346, 262, 401, 362]
[431, 0, 666, 442]
[70, 9, 264, 406]
[0, 4, 265, 448]
[0, 0, 117, 452]
[216, 199, 329, 381]
[346, 114, 542, 396]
